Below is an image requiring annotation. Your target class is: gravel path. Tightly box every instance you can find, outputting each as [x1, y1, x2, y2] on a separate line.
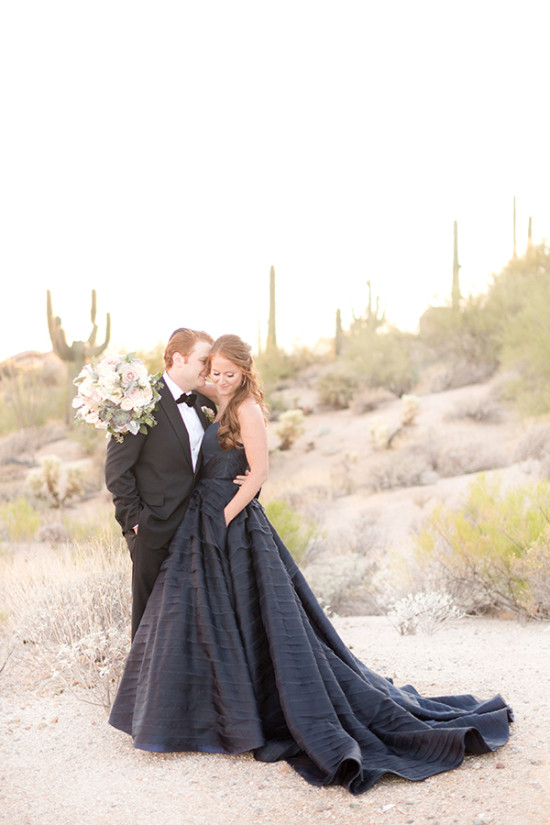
[1, 616, 549, 825]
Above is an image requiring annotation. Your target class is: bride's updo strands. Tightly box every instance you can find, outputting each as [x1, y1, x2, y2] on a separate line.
[208, 334, 266, 450]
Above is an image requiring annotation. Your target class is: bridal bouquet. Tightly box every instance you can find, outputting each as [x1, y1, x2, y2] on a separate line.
[73, 353, 162, 442]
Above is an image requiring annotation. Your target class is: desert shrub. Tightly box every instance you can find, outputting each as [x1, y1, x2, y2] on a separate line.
[0, 425, 66, 467]
[304, 552, 378, 616]
[317, 364, 359, 409]
[499, 280, 550, 414]
[264, 499, 316, 564]
[302, 516, 387, 615]
[414, 474, 550, 618]
[0, 496, 41, 542]
[366, 448, 433, 491]
[274, 409, 306, 450]
[27, 455, 86, 508]
[482, 244, 550, 413]
[387, 591, 463, 635]
[512, 527, 550, 618]
[429, 433, 510, 478]
[37, 522, 70, 544]
[256, 346, 319, 388]
[513, 422, 550, 465]
[1, 537, 131, 708]
[342, 327, 419, 397]
[350, 387, 396, 415]
[418, 294, 499, 386]
[0, 365, 65, 433]
[446, 395, 505, 424]
[366, 431, 510, 492]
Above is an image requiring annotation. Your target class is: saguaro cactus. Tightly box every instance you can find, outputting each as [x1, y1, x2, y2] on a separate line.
[266, 265, 278, 353]
[452, 220, 461, 311]
[365, 280, 385, 333]
[351, 280, 385, 335]
[513, 195, 517, 259]
[47, 289, 111, 423]
[335, 308, 343, 356]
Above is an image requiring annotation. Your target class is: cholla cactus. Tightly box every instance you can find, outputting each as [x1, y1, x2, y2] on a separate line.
[388, 591, 462, 635]
[401, 394, 420, 426]
[27, 455, 85, 508]
[275, 409, 306, 450]
[369, 419, 391, 449]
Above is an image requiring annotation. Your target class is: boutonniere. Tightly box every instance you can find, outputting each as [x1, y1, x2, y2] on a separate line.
[73, 354, 162, 442]
[201, 406, 216, 424]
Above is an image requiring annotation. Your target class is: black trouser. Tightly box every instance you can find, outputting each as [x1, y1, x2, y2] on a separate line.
[124, 531, 170, 640]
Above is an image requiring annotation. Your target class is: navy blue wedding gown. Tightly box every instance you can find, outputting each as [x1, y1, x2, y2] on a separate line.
[109, 423, 512, 794]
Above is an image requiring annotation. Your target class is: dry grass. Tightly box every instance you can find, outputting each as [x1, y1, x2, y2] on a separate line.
[0, 536, 131, 709]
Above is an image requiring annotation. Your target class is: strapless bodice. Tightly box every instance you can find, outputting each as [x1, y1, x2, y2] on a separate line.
[199, 422, 249, 480]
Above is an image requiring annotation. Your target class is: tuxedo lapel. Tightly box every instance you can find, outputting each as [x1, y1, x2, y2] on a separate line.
[158, 384, 193, 469]
[195, 401, 209, 431]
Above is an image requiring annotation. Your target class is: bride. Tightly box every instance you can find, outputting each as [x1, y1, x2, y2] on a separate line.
[109, 334, 512, 794]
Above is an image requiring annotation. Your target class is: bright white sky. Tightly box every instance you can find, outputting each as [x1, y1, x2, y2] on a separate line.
[1, 1, 549, 361]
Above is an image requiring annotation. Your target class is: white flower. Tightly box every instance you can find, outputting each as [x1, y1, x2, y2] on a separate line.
[201, 405, 216, 423]
[73, 354, 162, 442]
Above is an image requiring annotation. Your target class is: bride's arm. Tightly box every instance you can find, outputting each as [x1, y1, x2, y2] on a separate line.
[223, 401, 268, 526]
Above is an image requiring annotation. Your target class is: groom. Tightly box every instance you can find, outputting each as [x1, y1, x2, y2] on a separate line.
[105, 327, 217, 639]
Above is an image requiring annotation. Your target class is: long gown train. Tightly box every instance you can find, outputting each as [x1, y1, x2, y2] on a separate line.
[109, 424, 512, 794]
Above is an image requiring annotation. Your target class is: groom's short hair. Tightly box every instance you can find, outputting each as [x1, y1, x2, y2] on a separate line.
[164, 328, 213, 368]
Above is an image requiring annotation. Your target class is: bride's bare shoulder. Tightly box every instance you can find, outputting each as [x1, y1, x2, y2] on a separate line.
[237, 398, 265, 426]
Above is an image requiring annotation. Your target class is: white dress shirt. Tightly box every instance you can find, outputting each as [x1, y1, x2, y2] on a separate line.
[163, 372, 204, 472]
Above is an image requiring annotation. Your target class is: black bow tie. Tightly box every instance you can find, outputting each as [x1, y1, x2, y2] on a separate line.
[176, 392, 197, 407]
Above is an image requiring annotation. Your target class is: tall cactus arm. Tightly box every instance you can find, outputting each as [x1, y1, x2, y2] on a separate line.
[89, 312, 111, 357]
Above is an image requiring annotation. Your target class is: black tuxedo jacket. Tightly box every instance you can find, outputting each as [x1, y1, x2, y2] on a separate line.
[105, 382, 216, 550]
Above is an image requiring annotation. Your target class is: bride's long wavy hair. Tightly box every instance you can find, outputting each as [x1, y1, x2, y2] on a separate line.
[208, 334, 267, 450]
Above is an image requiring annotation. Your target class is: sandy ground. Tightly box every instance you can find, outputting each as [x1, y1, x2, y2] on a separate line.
[1, 615, 549, 825]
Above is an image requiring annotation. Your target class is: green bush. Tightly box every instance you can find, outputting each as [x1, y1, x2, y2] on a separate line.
[418, 295, 499, 383]
[415, 474, 550, 619]
[256, 346, 318, 387]
[0, 496, 41, 542]
[317, 364, 359, 409]
[498, 277, 550, 414]
[342, 327, 419, 396]
[264, 498, 316, 563]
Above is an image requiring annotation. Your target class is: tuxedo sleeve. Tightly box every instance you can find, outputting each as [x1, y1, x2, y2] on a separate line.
[105, 431, 147, 534]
